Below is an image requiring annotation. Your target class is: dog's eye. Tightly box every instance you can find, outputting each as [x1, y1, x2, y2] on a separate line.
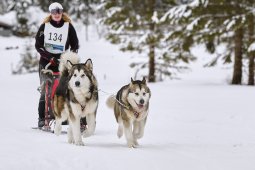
[81, 74, 85, 78]
[143, 93, 146, 96]
[73, 74, 77, 77]
[135, 93, 139, 96]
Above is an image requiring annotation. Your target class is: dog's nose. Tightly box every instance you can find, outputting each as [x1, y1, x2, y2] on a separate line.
[140, 99, 144, 104]
[75, 81, 80, 87]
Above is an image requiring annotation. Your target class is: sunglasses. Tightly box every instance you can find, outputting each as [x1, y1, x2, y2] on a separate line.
[51, 8, 63, 15]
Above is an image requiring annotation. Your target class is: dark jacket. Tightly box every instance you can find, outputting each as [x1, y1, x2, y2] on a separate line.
[35, 18, 79, 70]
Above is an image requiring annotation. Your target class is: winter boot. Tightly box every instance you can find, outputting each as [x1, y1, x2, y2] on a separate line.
[38, 118, 45, 128]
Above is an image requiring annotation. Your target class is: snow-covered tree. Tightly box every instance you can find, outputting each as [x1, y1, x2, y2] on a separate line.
[0, 0, 8, 14]
[102, 0, 195, 82]
[11, 0, 32, 37]
[170, 0, 255, 85]
[68, 0, 101, 41]
[12, 38, 39, 74]
[36, 0, 69, 12]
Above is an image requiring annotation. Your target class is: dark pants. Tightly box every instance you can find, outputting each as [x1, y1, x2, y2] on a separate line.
[38, 95, 45, 119]
[38, 64, 45, 119]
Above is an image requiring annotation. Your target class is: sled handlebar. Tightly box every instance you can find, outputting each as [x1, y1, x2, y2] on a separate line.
[41, 62, 53, 75]
[45, 62, 52, 70]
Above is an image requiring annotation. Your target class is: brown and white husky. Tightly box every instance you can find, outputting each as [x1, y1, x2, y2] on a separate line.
[53, 52, 98, 146]
[106, 78, 151, 148]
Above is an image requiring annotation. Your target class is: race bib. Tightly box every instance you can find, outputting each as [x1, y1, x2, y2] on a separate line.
[44, 22, 69, 54]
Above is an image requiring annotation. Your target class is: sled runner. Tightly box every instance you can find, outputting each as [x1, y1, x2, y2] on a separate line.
[32, 120, 67, 134]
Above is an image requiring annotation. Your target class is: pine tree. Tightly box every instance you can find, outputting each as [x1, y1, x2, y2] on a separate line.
[36, 0, 50, 11]
[246, 0, 255, 85]
[12, 38, 39, 74]
[247, 13, 255, 85]
[102, 0, 195, 82]
[0, 0, 8, 14]
[179, 0, 255, 85]
[36, 0, 69, 12]
[69, 0, 100, 41]
[13, 0, 31, 37]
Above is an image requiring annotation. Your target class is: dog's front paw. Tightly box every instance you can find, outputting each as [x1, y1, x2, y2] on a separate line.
[127, 142, 137, 148]
[133, 140, 139, 147]
[82, 129, 94, 138]
[74, 140, 84, 146]
[68, 138, 74, 144]
[82, 131, 91, 138]
[68, 133, 74, 144]
[134, 132, 143, 139]
[117, 127, 123, 138]
[54, 126, 61, 136]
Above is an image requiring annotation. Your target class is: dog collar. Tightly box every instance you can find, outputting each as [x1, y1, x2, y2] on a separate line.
[134, 111, 139, 118]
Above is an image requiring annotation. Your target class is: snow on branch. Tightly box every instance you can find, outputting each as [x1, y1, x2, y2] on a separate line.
[160, 4, 190, 22]
[248, 42, 255, 52]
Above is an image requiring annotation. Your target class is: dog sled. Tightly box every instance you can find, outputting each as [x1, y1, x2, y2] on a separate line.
[32, 62, 61, 133]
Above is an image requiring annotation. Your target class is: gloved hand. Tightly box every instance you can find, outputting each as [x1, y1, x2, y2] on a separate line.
[49, 57, 59, 66]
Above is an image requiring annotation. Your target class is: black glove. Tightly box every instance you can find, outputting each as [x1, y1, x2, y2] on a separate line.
[49, 57, 59, 66]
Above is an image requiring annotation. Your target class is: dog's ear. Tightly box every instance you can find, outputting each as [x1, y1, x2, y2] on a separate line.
[129, 77, 135, 87]
[67, 60, 74, 70]
[85, 59, 93, 71]
[142, 77, 146, 84]
[131, 77, 134, 84]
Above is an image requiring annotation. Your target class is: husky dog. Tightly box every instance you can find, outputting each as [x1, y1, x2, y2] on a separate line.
[53, 51, 98, 146]
[106, 78, 151, 148]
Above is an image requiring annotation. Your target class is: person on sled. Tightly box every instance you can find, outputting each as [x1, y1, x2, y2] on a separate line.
[35, 2, 86, 128]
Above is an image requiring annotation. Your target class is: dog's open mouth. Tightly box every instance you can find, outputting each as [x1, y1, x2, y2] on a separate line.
[136, 103, 144, 109]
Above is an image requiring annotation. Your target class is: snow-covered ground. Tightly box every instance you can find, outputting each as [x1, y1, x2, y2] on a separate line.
[0, 26, 255, 170]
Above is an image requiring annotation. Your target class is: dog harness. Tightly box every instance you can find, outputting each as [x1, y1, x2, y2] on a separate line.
[71, 98, 86, 111]
[114, 96, 140, 118]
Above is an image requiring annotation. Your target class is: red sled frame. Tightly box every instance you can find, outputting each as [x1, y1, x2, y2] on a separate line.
[40, 63, 60, 131]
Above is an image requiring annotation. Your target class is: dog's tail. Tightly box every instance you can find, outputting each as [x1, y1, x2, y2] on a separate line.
[106, 95, 116, 109]
[59, 51, 80, 74]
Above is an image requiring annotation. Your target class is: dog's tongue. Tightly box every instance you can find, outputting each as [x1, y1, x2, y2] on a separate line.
[138, 104, 144, 109]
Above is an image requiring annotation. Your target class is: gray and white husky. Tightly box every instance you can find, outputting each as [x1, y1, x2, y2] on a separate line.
[53, 52, 98, 146]
[106, 78, 151, 148]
